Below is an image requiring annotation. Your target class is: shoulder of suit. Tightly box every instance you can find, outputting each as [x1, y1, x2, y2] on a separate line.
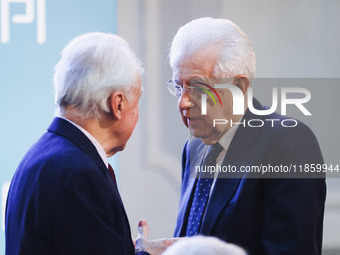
[29, 132, 100, 178]
[255, 112, 320, 151]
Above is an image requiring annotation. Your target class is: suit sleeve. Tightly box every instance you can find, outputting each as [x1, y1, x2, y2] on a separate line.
[261, 124, 326, 255]
[53, 166, 137, 255]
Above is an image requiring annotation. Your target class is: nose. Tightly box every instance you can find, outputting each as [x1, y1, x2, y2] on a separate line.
[178, 91, 192, 110]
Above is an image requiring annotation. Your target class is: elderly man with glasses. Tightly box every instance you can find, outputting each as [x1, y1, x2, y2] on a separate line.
[166, 17, 326, 255]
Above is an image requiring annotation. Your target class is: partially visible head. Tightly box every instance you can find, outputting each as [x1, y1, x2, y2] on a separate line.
[169, 17, 255, 80]
[162, 236, 247, 255]
[54, 32, 143, 118]
[168, 18, 255, 144]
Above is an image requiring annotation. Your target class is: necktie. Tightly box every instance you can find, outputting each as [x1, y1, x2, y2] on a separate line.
[108, 164, 117, 185]
[185, 142, 224, 236]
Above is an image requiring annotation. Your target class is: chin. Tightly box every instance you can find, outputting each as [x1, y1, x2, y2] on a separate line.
[190, 129, 210, 139]
[115, 143, 127, 152]
[120, 144, 127, 151]
[189, 129, 219, 144]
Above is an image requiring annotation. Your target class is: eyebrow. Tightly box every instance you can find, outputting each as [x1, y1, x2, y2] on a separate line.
[194, 81, 209, 86]
[173, 79, 209, 87]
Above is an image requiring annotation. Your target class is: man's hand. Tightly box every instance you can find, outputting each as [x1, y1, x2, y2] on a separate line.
[135, 219, 180, 255]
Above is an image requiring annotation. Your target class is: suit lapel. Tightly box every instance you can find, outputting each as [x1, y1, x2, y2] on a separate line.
[175, 140, 207, 236]
[175, 177, 196, 236]
[200, 98, 263, 235]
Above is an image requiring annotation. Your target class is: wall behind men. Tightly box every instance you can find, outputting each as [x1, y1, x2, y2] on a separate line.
[0, 0, 118, 253]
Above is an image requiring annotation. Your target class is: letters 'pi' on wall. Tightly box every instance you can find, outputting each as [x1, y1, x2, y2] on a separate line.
[1, 0, 46, 44]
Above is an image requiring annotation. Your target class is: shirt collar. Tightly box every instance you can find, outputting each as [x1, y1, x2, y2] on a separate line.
[218, 123, 240, 151]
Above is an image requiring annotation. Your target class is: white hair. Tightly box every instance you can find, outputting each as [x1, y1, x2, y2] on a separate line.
[169, 17, 256, 80]
[162, 236, 247, 255]
[54, 32, 143, 118]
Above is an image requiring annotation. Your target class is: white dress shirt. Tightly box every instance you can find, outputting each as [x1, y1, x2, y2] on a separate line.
[209, 123, 240, 194]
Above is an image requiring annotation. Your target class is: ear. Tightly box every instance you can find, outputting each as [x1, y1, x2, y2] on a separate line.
[109, 91, 124, 120]
[234, 75, 250, 94]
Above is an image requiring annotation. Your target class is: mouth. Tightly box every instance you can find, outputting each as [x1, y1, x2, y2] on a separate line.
[187, 117, 202, 127]
[181, 109, 202, 128]
[181, 115, 201, 128]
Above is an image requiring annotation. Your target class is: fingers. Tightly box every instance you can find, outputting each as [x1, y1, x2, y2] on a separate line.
[148, 237, 181, 249]
[141, 238, 181, 255]
[137, 219, 149, 240]
[135, 219, 149, 252]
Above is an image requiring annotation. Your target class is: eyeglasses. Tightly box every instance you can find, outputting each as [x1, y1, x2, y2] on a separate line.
[165, 80, 212, 101]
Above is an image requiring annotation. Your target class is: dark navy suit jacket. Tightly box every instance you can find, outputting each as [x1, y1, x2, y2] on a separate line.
[5, 117, 148, 255]
[174, 99, 326, 255]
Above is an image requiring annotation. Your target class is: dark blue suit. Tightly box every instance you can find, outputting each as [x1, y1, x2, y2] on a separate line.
[174, 99, 326, 255]
[6, 117, 148, 255]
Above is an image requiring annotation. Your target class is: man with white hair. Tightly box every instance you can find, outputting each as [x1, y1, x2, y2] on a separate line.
[166, 17, 326, 255]
[5, 32, 149, 255]
[162, 236, 247, 255]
